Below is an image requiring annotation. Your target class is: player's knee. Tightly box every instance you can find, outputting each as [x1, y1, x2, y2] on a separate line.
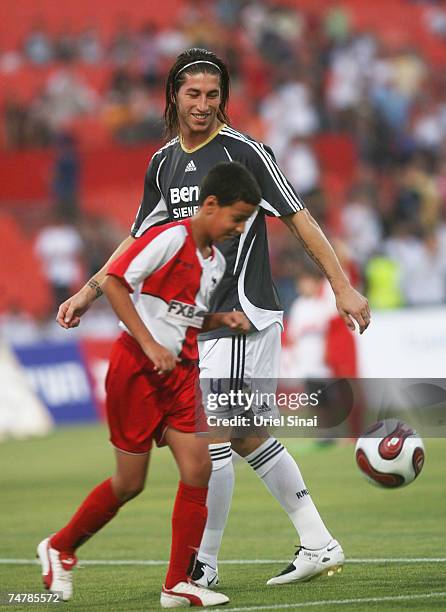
[197, 454, 212, 483]
[113, 478, 145, 502]
[231, 435, 269, 457]
[182, 455, 212, 487]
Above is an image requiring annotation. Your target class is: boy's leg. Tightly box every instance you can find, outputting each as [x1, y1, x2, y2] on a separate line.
[38, 450, 149, 600]
[50, 450, 150, 552]
[160, 428, 229, 608]
[163, 428, 210, 589]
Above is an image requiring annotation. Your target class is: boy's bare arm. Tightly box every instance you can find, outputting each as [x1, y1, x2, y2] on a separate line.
[102, 275, 180, 374]
[56, 235, 136, 329]
[202, 311, 251, 333]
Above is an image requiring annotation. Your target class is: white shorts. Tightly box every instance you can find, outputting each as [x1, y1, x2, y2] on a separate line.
[198, 323, 281, 418]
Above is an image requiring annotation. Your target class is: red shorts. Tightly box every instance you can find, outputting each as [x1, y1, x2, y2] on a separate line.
[105, 332, 207, 454]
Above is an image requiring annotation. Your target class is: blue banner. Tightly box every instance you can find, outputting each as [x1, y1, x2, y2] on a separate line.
[13, 341, 98, 424]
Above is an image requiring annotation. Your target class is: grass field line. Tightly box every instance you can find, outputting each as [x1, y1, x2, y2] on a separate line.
[1, 557, 446, 566]
[215, 591, 446, 611]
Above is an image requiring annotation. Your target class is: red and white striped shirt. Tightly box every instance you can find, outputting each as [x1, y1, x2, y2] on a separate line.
[107, 219, 226, 360]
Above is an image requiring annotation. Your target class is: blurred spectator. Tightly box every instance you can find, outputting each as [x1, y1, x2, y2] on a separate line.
[282, 133, 321, 196]
[23, 21, 53, 65]
[51, 133, 80, 221]
[34, 213, 84, 309]
[424, 4, 446, 39]
[43, 67, 98, 129]
[257, 8, 296, 66]
[324, 5, 351, 43]
[326, 44, 365, 129]
[26, 93, 54, 147]
[384, 223, 446, 306]
[411, 101, 444, 153]
[365, 253, 404, 309]
[137, 23, 162, 88]
[78, 27, 104, 64]
[109, 22, 136, 67]
[341, 186, 382, 266]
[282, 266, 336, 379]
[394, 230, 446, 306]
[78, 215, 124, 279]
[281, 263, 362, 439]
[3, 97, 28, 149]
[261, 81, 319, 160]
[54, 26, 78, 62]
[394, 155, 441, 230]
[269, 231, 302, 313]
[282, 265, 357, 379]
[392, 48, 425, 100]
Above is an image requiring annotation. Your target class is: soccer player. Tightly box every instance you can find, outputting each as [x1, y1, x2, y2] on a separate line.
[57, 48, 371, 586]
[38, 161, 259, 607]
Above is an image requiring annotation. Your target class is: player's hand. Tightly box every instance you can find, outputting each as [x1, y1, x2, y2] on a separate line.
[335, 286, 371, 335]
[56, 289, 95, 329]
[221, 311, 251, 333]
[144, 342, 181, 375]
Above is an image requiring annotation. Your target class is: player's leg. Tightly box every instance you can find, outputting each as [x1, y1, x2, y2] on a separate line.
[160, 427, 229, 608]
[233, 434, 333, 550]
[37, 449, 150, 600]
[233, 324, 344, 584]
[189, 434, 234, 587]
[191, 337, 237, 586]
[37, 332, 154, 600]
[233, 435, 343, 583]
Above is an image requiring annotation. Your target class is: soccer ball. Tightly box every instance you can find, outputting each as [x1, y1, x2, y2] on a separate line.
[355, 419, 425, 488]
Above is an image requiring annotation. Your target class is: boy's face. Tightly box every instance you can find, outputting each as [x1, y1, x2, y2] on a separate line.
[296, 275, 322, 297]
[204, 199, 256, 242]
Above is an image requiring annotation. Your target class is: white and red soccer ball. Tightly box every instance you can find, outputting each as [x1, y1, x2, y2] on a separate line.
[355, 419, 425, 488]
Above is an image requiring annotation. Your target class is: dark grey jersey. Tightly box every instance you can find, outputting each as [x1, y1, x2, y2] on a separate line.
[131, 125, 305, 339]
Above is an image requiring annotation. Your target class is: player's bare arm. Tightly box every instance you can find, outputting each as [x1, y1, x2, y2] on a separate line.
[56, 235, 136, 329]
[102, 275, 180, 374]
[202, 311, 251, 333]
[281, 209, 371, 334]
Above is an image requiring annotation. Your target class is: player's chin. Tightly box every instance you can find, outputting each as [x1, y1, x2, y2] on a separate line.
[189, 114, 214, 130]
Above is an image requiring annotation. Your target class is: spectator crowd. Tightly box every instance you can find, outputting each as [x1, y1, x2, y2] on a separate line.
[2, 0, 446, 341]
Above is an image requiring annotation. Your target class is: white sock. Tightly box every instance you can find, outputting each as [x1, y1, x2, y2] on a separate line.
[244, 438, 332, 549]
[197, 443, 234, 568]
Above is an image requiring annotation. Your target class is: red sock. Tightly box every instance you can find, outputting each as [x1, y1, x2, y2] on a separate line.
[164, 482, 208, 589]
[50, 478, 123, 554]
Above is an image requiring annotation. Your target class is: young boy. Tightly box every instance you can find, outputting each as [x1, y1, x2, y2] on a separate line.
[37, 162, 260, 608]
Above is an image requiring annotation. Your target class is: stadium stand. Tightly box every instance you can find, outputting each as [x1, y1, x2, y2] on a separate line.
[1, 0, 446, 324]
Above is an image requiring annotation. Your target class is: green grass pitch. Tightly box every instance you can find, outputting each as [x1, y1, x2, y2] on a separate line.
[1, 424, 445, 611]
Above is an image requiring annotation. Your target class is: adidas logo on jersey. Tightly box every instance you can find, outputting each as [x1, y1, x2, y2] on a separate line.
[185, 160, 197, 172]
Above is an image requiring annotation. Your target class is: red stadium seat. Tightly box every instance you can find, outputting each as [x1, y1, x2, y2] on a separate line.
[0, 214, 51, 317]
[0, 0, 186, 50]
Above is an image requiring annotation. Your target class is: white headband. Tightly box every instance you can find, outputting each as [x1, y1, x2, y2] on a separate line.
[176, 60, 222, 78]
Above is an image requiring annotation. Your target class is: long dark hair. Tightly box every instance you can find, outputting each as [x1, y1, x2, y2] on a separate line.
[164, 48, 230, 140]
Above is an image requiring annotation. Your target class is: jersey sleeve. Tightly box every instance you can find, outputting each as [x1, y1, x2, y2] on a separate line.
[130, 153, 169, 238]
[108, 225, 186, 292]
[245, 142, 306, 217]
[209, 248, 227, 306]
